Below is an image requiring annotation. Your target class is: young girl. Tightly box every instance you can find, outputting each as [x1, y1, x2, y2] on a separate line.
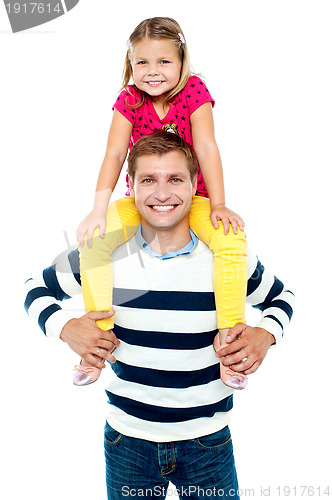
[75, 17, 248, 389]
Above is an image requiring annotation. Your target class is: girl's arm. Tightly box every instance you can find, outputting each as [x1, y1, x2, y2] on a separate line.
[191, 102, 244, 234]
[77, 110, 133, 246]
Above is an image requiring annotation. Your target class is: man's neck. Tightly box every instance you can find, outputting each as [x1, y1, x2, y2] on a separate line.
[141, 220, 192, 256]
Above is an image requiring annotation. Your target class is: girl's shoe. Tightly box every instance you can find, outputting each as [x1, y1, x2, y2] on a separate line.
[73, 360, 101, 386]
[219, 362, 248, 390]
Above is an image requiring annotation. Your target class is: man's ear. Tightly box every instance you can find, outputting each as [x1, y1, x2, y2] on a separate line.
[128, 177, 135, 198]
[192, 176, 197, 196]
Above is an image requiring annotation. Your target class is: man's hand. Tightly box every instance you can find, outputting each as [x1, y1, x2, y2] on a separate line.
[215, 323, 275, 375]
[60, 310, 120, 369]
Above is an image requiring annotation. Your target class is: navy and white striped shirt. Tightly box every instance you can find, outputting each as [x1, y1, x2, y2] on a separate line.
[24, 238, 294, 442]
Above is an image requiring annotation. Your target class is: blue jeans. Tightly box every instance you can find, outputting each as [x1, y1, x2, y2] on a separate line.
[104, 422, 239, 499]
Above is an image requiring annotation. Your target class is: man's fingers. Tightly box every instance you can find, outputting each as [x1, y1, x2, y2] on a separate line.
[97, 337, 120, 351]
[94, 340, 120, 361]
[99, 329, 120, 349]
[226, 323, 246, 343]
[94, 347, 111, 362]
[216, 336, 247, 358]
[221, 347, 248, 367]
[88, 310, 115, 322]
[229, 354, 253, 372]
[81, 339, 119, 367]
[93, 345, 117, 364]
[243, 360, 260, 375]
[108, 353, 117, 364]
[83, 353, 106, 369]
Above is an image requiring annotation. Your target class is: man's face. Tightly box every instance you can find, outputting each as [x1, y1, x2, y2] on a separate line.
[129, 151, 197, 232]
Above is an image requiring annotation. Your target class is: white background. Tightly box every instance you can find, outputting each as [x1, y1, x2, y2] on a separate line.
[1, 1, 331, 499]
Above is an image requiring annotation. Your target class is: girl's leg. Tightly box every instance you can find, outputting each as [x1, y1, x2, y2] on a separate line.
[213, 329, 248, 390]
[75, 197, 140, 385]
[80, 196, 141, 329]
[189, 196, 248, 389]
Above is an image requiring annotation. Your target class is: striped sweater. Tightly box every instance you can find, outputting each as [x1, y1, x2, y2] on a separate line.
[24, 239, 294, 442]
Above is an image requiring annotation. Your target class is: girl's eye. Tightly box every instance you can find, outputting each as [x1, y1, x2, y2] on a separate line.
[137, 61, 146, 65]
[161, 60, 169, 64]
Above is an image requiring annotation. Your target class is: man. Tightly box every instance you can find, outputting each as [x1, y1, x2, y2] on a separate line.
[24, 132, 294, 499]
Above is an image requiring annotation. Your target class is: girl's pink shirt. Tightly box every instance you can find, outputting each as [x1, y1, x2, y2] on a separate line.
[113, 75, 215, 197]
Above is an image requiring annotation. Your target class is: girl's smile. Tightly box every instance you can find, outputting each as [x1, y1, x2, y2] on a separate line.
[131, 39, 182, 101]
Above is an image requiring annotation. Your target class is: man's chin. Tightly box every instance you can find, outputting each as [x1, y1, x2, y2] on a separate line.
[142, 213, 190, 234]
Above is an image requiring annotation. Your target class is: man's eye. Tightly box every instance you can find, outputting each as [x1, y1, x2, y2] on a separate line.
[171, 178, 181, 183]
[142, 179, 153, 183]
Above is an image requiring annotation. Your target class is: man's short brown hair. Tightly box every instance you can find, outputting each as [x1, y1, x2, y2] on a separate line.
[127, 131, 198, 182]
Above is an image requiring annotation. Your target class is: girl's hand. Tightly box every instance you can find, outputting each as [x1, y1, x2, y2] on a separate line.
[76, 210, 107, 248]
[210, 204, 245, 235]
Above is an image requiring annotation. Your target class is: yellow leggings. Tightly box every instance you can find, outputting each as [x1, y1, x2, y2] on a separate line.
[79, 196, 247, 331]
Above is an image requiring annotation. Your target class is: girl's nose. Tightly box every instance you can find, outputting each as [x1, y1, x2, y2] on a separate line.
[147, 64, 160, 76]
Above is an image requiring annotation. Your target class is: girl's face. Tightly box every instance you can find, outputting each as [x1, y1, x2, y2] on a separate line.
[131, 38, 182, 100]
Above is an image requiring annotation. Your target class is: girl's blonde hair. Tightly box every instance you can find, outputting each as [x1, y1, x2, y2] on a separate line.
[122, 17, 192, 109]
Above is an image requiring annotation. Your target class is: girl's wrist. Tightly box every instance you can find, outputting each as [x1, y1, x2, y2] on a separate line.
[210, 201, 226, 210]
[92, 202, 108, 215]
[93, 188, 113, 212]
[92, 207, 107, 215]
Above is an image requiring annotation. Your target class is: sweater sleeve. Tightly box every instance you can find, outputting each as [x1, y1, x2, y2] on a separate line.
[246, 248, 295, 344]
[24, 245, 294, 343]
[24, 248, 82, 339]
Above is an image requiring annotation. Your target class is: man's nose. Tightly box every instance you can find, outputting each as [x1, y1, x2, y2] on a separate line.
[154, 181, 171, 201]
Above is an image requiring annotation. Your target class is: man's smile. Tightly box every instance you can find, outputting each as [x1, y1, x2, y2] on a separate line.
[149, 204, 178, 212]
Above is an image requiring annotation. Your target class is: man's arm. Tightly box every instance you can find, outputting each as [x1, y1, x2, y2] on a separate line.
[215, 248, 295, 374]
[24, 248, 119, 368]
